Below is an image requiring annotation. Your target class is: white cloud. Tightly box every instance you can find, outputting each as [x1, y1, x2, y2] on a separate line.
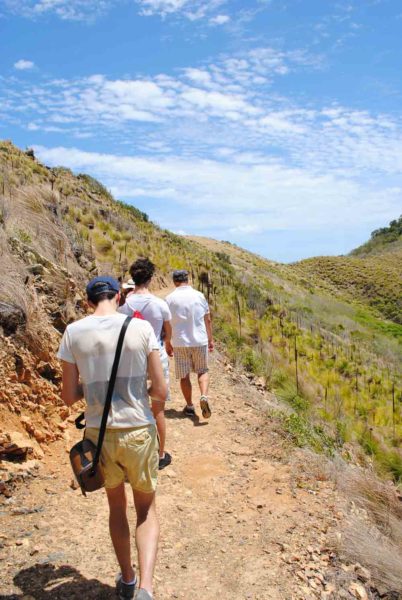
[4, 46, 402, 250]
[33, 145, 402, 239]
[14, 59, 35, 70]
[1, 46, 318, 137]
[209, 13, 230, 25]
[137, 0, 189, 16]
[229, 224, 264, 234]
[4, 0, 114, 21]
[5, 0, 230, 22]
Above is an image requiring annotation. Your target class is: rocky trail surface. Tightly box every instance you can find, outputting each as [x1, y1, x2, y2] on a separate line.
[0, 352, 368, 600]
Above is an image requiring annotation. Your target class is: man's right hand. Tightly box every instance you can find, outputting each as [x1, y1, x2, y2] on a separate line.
[165, 340, 174, 357]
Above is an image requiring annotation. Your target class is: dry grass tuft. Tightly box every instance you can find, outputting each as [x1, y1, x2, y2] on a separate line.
[8, 185, 69, 265]
[334, 466, 402, 595]
[0, 233, 29, 315]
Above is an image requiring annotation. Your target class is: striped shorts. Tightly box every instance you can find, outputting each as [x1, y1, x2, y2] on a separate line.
[174, 345, 209, 380]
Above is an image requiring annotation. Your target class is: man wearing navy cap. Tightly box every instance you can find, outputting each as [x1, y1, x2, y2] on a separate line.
[57, 275, 166, 600]
[166, 270, 214, 419]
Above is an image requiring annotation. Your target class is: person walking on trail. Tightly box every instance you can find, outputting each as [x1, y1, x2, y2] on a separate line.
[165, 269, 214, 419]
[57, 276, 167, 600]
[119, 258, 172, 470]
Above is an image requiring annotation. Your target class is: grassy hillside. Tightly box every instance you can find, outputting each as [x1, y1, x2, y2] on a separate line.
[351, 215, 402, 257]
[1, 140, 401, 485]
[292, 217, 402, 325]
[292, 252, 402, 325]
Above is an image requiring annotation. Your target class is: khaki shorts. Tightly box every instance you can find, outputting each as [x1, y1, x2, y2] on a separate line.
[174, 345, 209, 380]
[85, 425, 159, 493]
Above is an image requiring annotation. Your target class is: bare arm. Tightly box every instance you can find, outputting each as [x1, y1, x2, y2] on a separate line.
[61, 361, 84, 406]
[204, 312, 214, 351]
[163, 320, 173, 357]
[148, 350, 168, 403]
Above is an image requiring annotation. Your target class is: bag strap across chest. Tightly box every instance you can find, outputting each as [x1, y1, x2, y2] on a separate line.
[91, 315, 132, 471]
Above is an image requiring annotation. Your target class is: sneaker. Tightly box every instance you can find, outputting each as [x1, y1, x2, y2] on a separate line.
[183, 405, 195, 416]
[116, 575, 136, 600]
[200, 395, 211, 419]
[159, 451, 172, 470]
[136, 590, 153, 600]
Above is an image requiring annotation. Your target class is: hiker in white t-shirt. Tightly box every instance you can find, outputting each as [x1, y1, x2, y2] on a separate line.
[165, 270, 214, 419]
[58, 276, 167, 600]
[119, 258, 172, 470]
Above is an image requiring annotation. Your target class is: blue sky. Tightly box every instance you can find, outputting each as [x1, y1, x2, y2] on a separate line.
[1, 0, 402, 262]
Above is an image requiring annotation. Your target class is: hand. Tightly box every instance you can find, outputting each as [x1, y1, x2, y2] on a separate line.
[208, 339, 214, 352]
[165, 341, 174, 357]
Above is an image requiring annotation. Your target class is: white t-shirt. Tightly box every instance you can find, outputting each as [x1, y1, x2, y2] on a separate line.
[165, 285, 209, 347]
[118, 293, 171, 345]
[57, 314, 160, 428]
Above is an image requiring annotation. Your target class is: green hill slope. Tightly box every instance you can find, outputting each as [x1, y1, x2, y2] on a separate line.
[292, 252, 402, 325]
[292, 217, 402, 325]
[351, 215, 402, 257]
[1, 140, 401, 483]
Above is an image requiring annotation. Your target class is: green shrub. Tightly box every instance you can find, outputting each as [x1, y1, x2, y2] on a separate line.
[93, 233, 112, 253]
[380, 450, 402, 483]
[281, 413, 335, 454]
[242, 348, 264, 375]
[15, 228, 32, 244]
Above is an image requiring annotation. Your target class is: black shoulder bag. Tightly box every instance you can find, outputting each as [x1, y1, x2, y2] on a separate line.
[69, 316, 132, 496]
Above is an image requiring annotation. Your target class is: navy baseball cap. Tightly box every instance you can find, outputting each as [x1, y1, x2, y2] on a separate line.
[172, 269, 189, 282]
[86, 276, 120, 297]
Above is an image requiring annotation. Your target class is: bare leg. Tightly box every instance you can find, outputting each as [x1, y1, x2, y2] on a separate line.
[198, 372, 209, 397]
[180, 374, 193, 406]
[133, 490, 159, 595]
[106, 484, 135, 583]
[154, 406, 166, 458]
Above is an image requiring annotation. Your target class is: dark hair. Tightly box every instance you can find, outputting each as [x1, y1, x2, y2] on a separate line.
[129, 257, 155, 285]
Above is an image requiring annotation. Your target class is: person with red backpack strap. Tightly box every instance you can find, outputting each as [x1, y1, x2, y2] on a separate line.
[119, 258, 172, 470]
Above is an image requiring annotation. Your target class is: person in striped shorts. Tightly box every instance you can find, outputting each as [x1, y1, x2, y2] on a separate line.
[165, 270, 214, 419]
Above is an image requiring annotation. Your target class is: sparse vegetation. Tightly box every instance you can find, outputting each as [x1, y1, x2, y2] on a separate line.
[0, 139, 401, 486]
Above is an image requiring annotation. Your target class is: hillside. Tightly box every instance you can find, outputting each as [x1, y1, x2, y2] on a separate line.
[351, 216, 402, 257]
[292, 218, 402, 325]
[0, 140, 402, 598]
[1, 139, 401, 477]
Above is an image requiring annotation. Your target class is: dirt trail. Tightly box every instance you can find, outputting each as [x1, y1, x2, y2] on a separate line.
[0, 351, 339, 600]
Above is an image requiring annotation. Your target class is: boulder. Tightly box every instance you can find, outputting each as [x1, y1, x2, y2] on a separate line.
[36, 361, 59, 383]
[0, 301, 26, 335]
[4, 431, 43, 459]
[27, 263, 45, 276]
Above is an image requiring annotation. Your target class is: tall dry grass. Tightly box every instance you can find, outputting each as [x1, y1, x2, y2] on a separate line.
[334, 465, 402, 595]
[7, 185, 68, 266]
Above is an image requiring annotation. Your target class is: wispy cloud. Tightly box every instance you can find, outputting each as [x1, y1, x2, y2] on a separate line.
[33, 145, 401, 241]
[2, 37, 402, 259]
[1, 47, 319, 137]
[14, 59, 35, 70]
[136, 0, 227, 21]
[209, 14, 230, 25]
[4, 0, 230, 22]
[3, 0, 116, 22]
[3, 44, 402, 180]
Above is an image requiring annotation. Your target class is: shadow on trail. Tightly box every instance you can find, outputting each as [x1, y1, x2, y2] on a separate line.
[165, 408, 208, 427]
[0, 563, 115, 600]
